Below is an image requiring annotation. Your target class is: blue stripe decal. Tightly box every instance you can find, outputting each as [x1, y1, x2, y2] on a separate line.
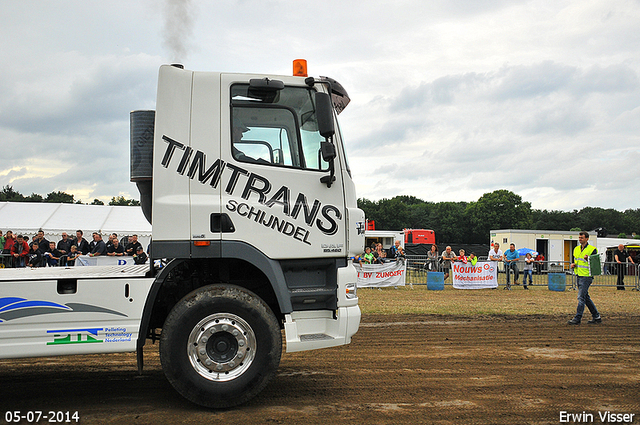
[0, 297, 27, 309]
[0, 297, 128, 323]
[0, 300, 70, 313]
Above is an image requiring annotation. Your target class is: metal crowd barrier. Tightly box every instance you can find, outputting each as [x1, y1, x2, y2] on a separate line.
[569, 261, 639, 291]
[405, 255, 640, 291]
[0, 253, 12, 268]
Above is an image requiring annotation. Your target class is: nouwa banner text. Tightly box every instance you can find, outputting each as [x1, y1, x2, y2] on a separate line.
[452, 261, 498, 289]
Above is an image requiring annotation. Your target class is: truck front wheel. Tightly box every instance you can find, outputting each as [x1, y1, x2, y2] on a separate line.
[159, 284, 282, 408]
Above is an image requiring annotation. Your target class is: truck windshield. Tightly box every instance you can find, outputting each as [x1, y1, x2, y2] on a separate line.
[231, 84, 329, 171]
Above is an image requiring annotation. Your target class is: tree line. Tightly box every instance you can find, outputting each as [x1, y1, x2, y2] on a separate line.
[5, 185, 638, 242]
[358, 189, 640, 244]
[0, 185, 140, 206]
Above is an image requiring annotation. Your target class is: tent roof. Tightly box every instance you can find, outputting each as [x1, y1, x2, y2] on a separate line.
[0, 202, 152, 237]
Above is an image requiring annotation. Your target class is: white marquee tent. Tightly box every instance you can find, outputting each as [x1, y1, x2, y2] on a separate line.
[0, 202, 152, 248]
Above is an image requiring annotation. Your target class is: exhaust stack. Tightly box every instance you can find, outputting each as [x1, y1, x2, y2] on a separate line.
[130, 110, 155, 224]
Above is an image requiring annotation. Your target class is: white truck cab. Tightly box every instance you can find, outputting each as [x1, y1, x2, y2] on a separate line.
[1, 63, 365, 408]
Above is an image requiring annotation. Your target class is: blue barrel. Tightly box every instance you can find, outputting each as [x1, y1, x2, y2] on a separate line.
[427, 272, 445, 290]
[548, 273, 566, 291]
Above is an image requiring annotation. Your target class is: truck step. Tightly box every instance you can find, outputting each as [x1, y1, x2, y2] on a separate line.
[300, 333, 334, 342]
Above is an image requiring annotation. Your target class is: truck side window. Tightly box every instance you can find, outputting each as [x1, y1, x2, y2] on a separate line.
[231, 84, 329, 172]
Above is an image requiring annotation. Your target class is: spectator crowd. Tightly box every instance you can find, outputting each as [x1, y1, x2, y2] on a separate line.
[355, 240, 406, 266]
[0, 229, 148, 268]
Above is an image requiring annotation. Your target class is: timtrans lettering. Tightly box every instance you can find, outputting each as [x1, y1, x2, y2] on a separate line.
[161, 135, 341, 236]
[226, 200, 311, 245]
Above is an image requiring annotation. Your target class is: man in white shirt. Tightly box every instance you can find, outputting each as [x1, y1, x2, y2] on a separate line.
[488, 243, 503, 263]
[488, 243, 503, 289]
[441, 246, 457, 281]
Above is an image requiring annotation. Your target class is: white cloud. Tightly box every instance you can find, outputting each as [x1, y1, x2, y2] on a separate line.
[0, 0, 638, 211]
[346, 56, 640, 209]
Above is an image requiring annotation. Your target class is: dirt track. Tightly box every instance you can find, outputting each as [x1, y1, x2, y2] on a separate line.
[1, 314, 639, 424]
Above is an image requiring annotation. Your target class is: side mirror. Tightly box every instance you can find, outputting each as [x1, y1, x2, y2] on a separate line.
[315, 92, 335, 138]
[320, 141, 336, 188]
[320, 140, 336, 162]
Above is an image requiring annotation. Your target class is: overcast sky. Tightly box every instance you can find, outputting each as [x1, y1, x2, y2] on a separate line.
[1, 0, 638, 211]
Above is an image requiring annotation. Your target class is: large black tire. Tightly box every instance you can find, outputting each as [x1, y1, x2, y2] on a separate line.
[159, 284, 282, 408]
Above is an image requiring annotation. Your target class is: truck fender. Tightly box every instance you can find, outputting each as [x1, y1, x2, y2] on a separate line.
[136, 242, 294, 351]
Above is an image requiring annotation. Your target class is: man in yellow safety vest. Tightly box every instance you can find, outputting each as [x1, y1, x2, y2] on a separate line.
[567, 231, 601, 325]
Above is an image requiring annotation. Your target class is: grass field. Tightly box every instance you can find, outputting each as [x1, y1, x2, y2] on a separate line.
[357, 282, 640, 316]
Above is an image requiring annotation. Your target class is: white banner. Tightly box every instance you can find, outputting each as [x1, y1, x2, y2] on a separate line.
[357, 260, 406, 288]
[452, 261, 498, 289]
[75, 256, 136, 267]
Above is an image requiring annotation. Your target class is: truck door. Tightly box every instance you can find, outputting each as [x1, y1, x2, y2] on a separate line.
[186, 71, 223, 256]
[219, 74, 347, 260]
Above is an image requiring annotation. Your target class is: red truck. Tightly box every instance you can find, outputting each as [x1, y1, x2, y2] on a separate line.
[404, 229, 435, 245]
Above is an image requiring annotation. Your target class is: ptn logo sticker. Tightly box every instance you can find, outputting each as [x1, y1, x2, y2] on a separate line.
[47, 328, 103, 345]
[46, 327, 133, 345]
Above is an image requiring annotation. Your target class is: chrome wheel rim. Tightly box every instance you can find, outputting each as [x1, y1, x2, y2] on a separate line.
[187, 313, 256, 382]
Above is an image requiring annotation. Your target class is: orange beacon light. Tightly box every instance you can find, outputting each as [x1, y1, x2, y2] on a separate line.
[293, 59, 308, 77]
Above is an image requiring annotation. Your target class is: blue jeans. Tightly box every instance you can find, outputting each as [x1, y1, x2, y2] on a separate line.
[523, 270, 533, 285]
[14, 256, 26, 268]
[575, 276, 599, 321]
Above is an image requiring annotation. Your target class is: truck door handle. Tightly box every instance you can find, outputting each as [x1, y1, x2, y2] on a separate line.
[210, 213, 235, 233]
